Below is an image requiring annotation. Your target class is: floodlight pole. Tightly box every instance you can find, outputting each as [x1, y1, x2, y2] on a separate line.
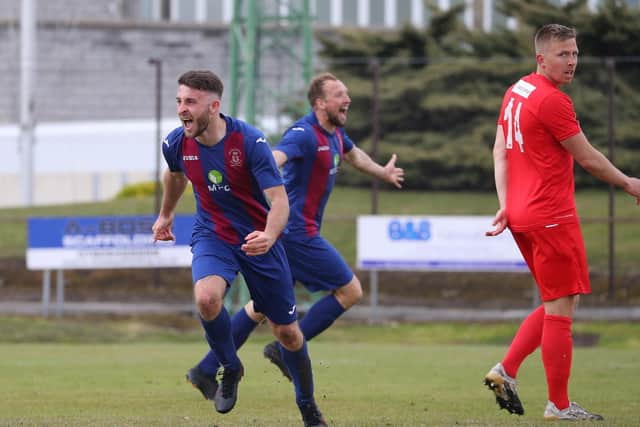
[148, 58, 163, 215]
[20, 0, 36, 206]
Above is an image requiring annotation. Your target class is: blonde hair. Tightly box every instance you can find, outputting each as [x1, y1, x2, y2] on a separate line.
[534, 24, 576, 53]
[307, 72, 338, 108]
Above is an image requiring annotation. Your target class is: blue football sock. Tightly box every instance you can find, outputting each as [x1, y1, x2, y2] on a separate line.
[199, 307, 242, 371]
[300, 294, 345, 341]
[280, 341, 314, 405]
[198, 338, 220, 376]
[198, 307, 258, 375]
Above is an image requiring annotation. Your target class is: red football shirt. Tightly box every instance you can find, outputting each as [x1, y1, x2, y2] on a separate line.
[497, 73, 581, 231]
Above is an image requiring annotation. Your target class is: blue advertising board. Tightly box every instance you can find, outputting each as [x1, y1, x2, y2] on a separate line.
[27, 215, 194, 270]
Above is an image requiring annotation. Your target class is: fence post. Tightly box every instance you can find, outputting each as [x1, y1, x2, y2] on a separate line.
[41, 270, 51, 317]
[369, 57, 381, 214]
[369, 270, 378, 324]
[55, 269, 65, 317]
[606, 57, 616, 301]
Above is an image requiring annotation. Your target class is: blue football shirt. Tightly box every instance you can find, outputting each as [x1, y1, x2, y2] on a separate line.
[275, 112, 354, 237]
[162, 114, 283, 245]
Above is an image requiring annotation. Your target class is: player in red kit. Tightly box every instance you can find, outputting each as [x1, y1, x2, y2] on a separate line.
[484, 24, 640, 421]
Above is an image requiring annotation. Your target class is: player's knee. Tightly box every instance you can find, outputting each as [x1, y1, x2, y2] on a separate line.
[335, 276, 363, 308]
[195, 297, 223, 320]
[244, 300, 266, 323]
[273, 324, 304, 351]
[349, 276, 364, 303]
[193, 277, 226, 320]
[193, 289, 224, 320]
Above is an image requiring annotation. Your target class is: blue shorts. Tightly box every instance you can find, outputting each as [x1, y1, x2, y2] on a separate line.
[191, 236, 297, 325]
[282, 233, 354, 293]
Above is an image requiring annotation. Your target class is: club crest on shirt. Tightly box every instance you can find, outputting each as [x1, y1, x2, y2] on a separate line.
[228, 148, 243, 167]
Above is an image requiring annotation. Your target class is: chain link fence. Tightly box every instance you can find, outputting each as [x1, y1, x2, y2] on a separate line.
[0, 16, 638, 308]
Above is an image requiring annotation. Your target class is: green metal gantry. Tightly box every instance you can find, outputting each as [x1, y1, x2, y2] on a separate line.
[229, 0, 313, 128]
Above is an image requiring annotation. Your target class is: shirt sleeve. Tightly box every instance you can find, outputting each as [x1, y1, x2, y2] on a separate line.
[497, 89, 512, 127]
[248, 132, 284, 191]
[538, 92, 581, 142]
[339, 128, 355, 153]
[162, 128, 184, 172]
[274, 125, 308, 160]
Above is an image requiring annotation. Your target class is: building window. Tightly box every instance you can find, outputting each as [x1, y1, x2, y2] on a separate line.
[314, 0, 331, 25]
[206, 0, 225, 23]
[397, 0, 412, 26]
[370, 0, 385, 27]
[423, 3, 432, 28]
[175, 0, 196, 21]
[343, 0, 358, 26]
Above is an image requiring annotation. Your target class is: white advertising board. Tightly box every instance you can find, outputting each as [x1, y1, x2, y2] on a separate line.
[357, 215, 527, 272]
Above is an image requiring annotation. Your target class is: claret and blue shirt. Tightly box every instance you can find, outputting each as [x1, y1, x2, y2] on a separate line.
[162, 113, 296, 324]
[275, 111, 355, 237]
[274, 111, 356, 292]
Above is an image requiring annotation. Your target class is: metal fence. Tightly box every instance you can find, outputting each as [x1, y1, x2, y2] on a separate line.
[1, 49, 639, 307]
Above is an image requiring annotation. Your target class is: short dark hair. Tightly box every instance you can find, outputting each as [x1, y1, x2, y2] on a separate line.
[534, 24, 576, 53]
[178, 70, 224, 97]
[307, 72, 338, 108]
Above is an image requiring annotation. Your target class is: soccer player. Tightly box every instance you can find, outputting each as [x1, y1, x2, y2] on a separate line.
[484, 24, 640, 421]
[187, 72, 403, 394]
[152, 70, 327, 427]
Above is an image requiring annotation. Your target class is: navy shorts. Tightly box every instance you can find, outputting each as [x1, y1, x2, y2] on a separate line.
[191, 236, 297, 325]
[282, 233, 354, 293]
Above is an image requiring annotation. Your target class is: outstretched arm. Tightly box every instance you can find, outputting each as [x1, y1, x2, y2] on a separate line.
[152, 170, 188, 241]
[561, 131, 640, 204]
[343, 147, 404, 188]
[486, 126, 509, 237]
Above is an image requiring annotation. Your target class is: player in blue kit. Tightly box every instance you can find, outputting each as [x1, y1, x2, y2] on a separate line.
[187, 72, 403, 391]
[152, 70, 327, 427]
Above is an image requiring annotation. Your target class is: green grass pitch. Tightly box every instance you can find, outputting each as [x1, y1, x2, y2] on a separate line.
[1, 321, 639, 426]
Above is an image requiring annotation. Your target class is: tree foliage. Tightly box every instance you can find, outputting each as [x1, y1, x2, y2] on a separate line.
[317, 0, 640, 190]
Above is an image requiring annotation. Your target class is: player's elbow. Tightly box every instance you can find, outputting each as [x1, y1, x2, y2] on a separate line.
[576, 155, 605, 178]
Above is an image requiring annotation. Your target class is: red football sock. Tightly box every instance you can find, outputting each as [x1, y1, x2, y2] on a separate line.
[502, 305, 545, 378]
[541, 314, 572, 410]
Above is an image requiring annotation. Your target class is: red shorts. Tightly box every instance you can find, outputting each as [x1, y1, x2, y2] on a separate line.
[511, 222, 591, 302]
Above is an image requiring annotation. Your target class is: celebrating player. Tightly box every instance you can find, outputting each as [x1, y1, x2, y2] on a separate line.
[484, 24, 640, 421]
[187, 72, 403, 403]
[152, 70, 327, 426]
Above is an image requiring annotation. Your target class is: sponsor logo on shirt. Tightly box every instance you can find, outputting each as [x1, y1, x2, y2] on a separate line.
[327, 153, 340, 175]
[288, 305, 296, 315]
[207, 169, 231, 192]
[291, 127, 305, 132]
[513, 79, 536, 98]
[255, 137, 268, 144]
[317, 146, 330, 151]
[183, 155, 199, 161]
